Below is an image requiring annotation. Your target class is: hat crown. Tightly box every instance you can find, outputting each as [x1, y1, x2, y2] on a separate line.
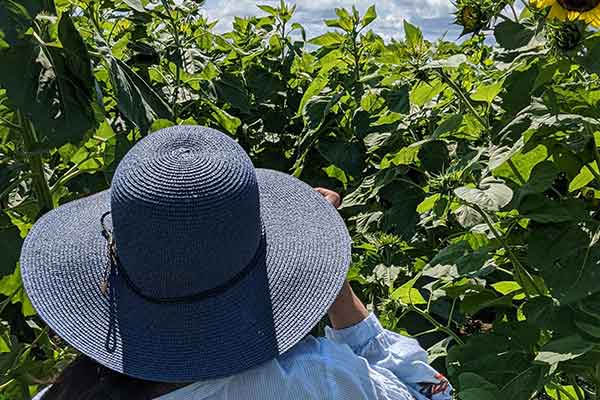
[110, 126, 262, 299]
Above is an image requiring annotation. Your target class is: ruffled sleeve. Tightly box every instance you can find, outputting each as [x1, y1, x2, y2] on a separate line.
[325, 313, 453, 400]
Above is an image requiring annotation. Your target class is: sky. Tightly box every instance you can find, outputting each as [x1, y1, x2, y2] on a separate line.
[201, 0, 462, 42]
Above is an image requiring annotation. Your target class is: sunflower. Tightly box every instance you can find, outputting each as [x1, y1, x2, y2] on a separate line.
[532, 0, 600, 27]
[454, 0, 504, 35]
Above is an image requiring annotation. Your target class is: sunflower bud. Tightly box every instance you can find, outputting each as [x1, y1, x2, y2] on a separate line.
[454, 0, 509, 35]
[546, 20, 585, 51]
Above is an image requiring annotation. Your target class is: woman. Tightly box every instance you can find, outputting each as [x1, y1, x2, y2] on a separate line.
[23, 126, 452, 400]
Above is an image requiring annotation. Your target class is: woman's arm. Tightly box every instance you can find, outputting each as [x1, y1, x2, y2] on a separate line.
[327, 280, 370, 330]
[314, 187, 370, 330]
[315, 187, 453, 400]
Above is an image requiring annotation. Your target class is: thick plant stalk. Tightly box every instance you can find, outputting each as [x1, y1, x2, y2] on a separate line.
[507, 159, 526, 185]
[439, 70, 489, 131]
[472, 204, 544, 297]
[18, 112, 53, 213]
[590, 125, 600, 182]
[161, 0, 182, 121]
[407, 304, 464, 345]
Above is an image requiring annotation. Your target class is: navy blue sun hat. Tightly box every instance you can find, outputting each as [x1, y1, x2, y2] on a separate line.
[20, 126, 351, 383]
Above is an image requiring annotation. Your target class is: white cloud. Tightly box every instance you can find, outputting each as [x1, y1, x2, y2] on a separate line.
[201, 0, 462, 41]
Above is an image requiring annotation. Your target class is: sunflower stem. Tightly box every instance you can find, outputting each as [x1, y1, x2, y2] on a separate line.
[407, 304, 464, 345]
[18, 111, 53, 213]
[472, 204, 544, 297]
[439, 70, 489, 131]
[507, 159, 526, 185]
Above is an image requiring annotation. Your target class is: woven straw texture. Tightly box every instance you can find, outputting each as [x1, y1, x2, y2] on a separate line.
[20, 126, 351, 382]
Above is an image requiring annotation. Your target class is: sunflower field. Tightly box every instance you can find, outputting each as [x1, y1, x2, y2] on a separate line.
[1, 0, 600, 398]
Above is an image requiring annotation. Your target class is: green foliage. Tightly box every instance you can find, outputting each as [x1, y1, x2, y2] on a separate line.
[1, 1, 600, 399]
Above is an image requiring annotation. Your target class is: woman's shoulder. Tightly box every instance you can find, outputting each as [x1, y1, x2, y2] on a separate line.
[279, 334, 361, 364]
[156, 336, 376, 400]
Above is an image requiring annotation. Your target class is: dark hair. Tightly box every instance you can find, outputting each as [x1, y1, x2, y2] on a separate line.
[40, 355, 184, 400]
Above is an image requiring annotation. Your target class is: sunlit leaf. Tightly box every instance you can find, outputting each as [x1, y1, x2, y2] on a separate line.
[455, 177, 513, 212]
[309, 32, 345, 47]
[360, 5, 377, 28]
[471, 80, 504, 104]
[391, 276, 426, 305]
[107, 57, 172, 131]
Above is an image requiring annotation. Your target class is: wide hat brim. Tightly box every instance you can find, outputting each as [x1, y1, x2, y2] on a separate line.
[20, 168, 351, 382]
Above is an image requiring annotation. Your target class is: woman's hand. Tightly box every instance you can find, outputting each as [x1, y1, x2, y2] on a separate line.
[314, 187, 342, 208]
[314, 187, 369, 330]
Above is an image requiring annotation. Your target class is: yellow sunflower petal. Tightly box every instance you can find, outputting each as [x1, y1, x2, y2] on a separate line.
[567, 10, 583, 21]
[549, 4, 570, 20]
[531, 0, 555, 7]
[584, 11, 600, 27]
[581, 6, 600, 27]
[538, 0, 600, 26]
